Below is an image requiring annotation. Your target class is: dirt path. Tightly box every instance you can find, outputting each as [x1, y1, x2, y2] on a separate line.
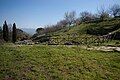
[85, 46, 120, 52]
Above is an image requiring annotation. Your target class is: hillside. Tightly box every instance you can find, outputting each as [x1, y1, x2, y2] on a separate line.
[33, 18, 120, 45]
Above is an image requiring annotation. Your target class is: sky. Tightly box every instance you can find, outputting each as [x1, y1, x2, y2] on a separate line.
[0, 0, 120, 29]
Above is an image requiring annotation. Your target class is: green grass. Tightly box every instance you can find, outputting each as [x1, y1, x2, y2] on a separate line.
[0, 45, 120, 80]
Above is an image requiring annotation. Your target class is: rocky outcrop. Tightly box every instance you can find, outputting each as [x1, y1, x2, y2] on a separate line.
[102, 30, 120, 40]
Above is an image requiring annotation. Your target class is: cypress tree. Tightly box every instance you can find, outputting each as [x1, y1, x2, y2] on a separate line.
[0, 27, 2, 39]
[12, 23, 17, 43]
[3, 21, 9, 42]
[0, 27, 2, 33]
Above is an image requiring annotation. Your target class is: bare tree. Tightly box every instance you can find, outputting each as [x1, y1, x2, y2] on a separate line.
[110, 4, 120, 17]
[57, 19, 68, 28]
[44, 25, 52, 34]
[80, 11, 94, 22]
[64, 11, 76, 26]
[8, 24, 12, 41]
[98, 7, 109, 21]
[75, 18, 81, 25]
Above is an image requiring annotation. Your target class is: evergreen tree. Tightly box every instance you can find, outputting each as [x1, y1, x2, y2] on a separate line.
[12, 23, 17, 43]
[0, 27, 2, 39]
[3, 21, 9, 42]
[0, 27, 2, 34]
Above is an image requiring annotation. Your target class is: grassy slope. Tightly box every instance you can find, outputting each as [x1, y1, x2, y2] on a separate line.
[0, 45, 120, 80]
[54, 18, 120, 35]
[47, 18, 120, 45]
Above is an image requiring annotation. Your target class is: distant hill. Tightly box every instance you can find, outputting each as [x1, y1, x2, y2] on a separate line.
[21, 28, 36, 35]
[7, 25, 35, 35]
